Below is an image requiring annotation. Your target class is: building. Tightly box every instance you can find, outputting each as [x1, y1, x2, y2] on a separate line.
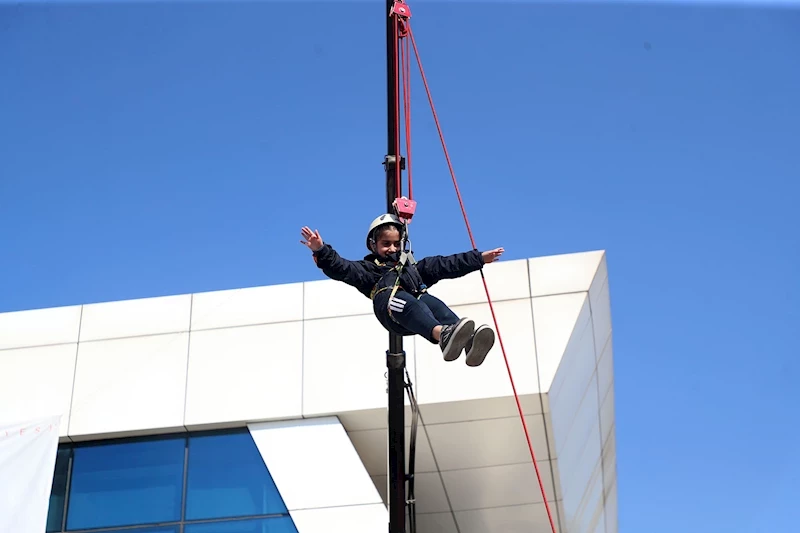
[0, 250, 617, 533]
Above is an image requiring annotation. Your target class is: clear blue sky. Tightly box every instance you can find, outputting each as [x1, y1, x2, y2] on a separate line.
[1, 0, 798, 531]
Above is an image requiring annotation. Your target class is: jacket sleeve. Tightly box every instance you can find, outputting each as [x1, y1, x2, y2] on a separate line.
[416, 249, 484, 287]
[312, 243, 374, 293]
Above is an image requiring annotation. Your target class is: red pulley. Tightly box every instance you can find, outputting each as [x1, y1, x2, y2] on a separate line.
[390, 1, 411, 19]
[393, 196, 416, 223]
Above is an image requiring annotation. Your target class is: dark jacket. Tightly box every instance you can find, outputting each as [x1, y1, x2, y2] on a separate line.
[312, 244, 485, 299]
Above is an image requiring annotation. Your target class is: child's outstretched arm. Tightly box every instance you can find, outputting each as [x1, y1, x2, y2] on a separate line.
[416, 247, 505, 287]
[300, 226, 373, 293]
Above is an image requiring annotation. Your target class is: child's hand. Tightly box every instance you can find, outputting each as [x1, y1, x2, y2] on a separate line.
[482, 247, 504, 263]
[300, 226, 324, 252]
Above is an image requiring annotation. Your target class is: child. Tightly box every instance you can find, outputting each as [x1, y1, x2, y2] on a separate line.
[300, 214, 504, 367]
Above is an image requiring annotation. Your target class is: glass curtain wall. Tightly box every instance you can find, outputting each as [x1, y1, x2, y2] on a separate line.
[46, 428, 298, 533]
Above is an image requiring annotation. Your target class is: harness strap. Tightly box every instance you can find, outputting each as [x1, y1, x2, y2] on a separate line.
[368, 226, 423, 322]
[369, 252, 427, 323]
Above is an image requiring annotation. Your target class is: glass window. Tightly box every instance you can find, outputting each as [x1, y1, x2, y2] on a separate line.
[66, 435, 185, 530]
[117, 526, 181, 533]
[184, 517, 298, 533]
[185, 430, 288, 520]
[46, 447, 71, 532]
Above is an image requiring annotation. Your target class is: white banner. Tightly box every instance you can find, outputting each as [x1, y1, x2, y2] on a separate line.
[0, 415, 61, 533]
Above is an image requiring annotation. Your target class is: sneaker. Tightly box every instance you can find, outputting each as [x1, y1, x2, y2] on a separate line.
[465, 325, 495, 367]
[439, 318, 475, 362]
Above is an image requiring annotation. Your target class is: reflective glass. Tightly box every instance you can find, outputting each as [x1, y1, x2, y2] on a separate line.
[111, 526, 181, 533]
[184, 517, 298, 533]
[185, 430, 287, 520]
[46, 447, 71, 532]
[65, 435, 185, 530]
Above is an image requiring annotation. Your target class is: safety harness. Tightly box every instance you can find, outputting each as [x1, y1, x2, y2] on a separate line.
[369, 226, 426, 321]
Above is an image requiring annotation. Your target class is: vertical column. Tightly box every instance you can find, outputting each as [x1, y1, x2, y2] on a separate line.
[385, 2, 405, 532]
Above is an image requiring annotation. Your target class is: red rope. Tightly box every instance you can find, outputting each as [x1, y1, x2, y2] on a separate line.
[396, 19, 414, 202]
[393, 19, 402, 199]
[407, 24, 559, 533]
[403, 33, 413, 200]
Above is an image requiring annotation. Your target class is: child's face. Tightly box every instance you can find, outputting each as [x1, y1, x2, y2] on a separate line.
[375, 226, 402, 257]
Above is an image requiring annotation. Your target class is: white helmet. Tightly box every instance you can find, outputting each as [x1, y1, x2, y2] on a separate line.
[366, 213, 403, 251]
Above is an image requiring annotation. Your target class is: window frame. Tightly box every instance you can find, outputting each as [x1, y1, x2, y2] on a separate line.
[47, 428, 295, 533]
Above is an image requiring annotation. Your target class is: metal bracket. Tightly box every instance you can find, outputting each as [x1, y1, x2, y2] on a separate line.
[383, 154, 406, 171]
[386, 350, 406, 369]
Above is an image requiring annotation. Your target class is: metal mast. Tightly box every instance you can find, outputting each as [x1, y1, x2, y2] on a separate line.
[385, 0, 405, 531]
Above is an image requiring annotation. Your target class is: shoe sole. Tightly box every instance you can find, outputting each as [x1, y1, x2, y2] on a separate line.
[466, 326, 494, 367]
[442, 319, 475, 362]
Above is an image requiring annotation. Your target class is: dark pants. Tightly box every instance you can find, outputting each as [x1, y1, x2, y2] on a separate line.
[373, 291, 460, 344]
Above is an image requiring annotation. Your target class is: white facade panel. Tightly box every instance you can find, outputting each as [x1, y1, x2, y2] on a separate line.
[348, 426, 437, 477]
[248, 417, 384, 512]
[556, 372, 601, 464]
[422, 414, 552, 470]
[289, 503, 388, 533]
[570, 462, 606, 533]
[426, 257, 531, 306]
[532, 292, 589, 392]
[596, 337, 614, 403]
[602, 431, 617, 496]
[184, 321, 303, 428]
[605, 477, 618, 533]
[545, 303, 610, 533]
[303, 278, 372, 320]
[455, 503, 560, 533]
[366, 472, 447, 514]
[68, 332, 189, 438]
[415, 298, 539, 406]
[589, 257, 612, 360]
[528, 250, 605, 298]
[396, 471, 450, 514]
[78, 294, 191, 342]
[190, 282, 304, 331]
[559, 423, 602, 532]
[0, 305, 81, 350]
[548, 298, 595, 436]
[415, 394, 546, 426]
[415, 512, 459, 533]
[441, 460, 557, 510]
[302, 313, 416, 417]
[600, 386, 615, 449]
